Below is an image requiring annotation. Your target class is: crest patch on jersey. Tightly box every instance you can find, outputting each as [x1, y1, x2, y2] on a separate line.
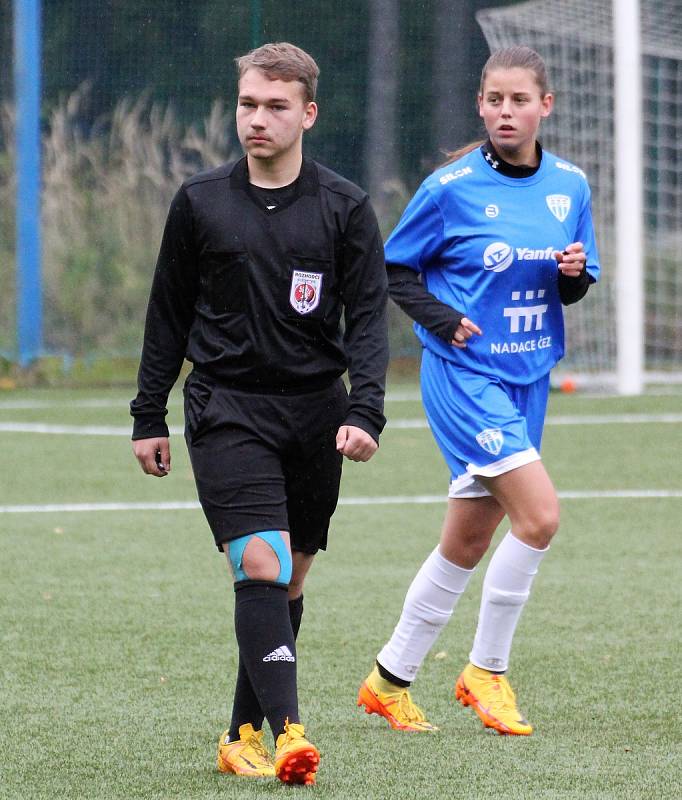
[290, 270, 323, 315]
[476, 428, 504, 456]
[546, 194, 571, 222]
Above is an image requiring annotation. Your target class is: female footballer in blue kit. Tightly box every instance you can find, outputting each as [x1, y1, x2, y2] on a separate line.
[358, 46, 600, 735]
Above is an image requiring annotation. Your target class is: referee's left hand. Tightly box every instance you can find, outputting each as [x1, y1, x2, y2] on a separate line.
[336, 425, 378, 462]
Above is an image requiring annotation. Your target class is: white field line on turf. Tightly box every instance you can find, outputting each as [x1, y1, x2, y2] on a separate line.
[2, 489, 682, 514]
[0, 390, 424, 410]
[2, 412, 682, 436]
[0, 489, 682, 514]
[387, 413, 682, 428]
[0, 399, 137, 410]
[0, 422, 140, 435]
[3, 386, 682, 410]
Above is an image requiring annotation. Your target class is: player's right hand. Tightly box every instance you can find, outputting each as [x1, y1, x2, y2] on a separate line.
[132, 437, 171, 476]
[451, 317, 482, 349]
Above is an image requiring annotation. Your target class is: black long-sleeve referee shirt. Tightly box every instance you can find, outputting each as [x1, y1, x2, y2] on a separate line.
[130, 157, 389, 442]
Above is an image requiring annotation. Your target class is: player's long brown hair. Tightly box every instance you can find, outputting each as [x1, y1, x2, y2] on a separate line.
[440, 46, 550, 167]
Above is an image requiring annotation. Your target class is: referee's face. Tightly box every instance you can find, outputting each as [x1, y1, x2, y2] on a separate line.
[237, 68, 318, 164]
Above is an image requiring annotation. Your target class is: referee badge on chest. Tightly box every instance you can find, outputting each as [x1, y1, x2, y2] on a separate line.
[290, 270, 323, 315]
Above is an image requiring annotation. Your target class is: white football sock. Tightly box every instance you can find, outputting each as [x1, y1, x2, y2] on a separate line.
[469, 531, 548, 673]
[377, 547, 474, 682]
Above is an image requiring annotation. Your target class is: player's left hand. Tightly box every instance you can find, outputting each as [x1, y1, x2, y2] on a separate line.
[336, 425, 378, 462]
[554, 242, 586, 277]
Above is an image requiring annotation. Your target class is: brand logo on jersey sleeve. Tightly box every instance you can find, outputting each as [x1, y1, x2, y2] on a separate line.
[439, 166, 473, 185]
[554, 160, 587, 179]
[546, 194, 571, 222]
[483, 241, 514, 272]
[290, 270, 322, 314]
[485, 204, 499, 218]
[476, 428, 504, 456]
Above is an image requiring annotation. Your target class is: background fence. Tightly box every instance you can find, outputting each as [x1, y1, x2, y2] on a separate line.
[2, 0, 681, 383]
[479, 0, 682, 381]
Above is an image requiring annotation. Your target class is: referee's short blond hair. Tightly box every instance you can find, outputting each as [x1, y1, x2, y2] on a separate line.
[235, 42, 320, 103]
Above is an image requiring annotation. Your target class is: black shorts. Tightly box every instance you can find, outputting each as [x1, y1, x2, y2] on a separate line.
[183, 372, 348, 554]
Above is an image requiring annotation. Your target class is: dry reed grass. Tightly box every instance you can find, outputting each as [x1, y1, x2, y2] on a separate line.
[1, 85, 237, 357]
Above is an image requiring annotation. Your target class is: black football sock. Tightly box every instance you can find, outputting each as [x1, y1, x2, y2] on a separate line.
[227, 654, 263, 741]
[228, 594, 305, 739]
[377, 660, 411, 688]
[288, 593, 304, 638]
[230, 583, 299, 741]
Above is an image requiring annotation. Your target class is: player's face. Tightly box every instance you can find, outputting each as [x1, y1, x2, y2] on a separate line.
[236, 68, 317, 163]
[478, 67, 553, 164]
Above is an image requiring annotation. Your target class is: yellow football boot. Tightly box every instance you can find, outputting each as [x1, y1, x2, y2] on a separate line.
[455, 663, 533, 735]
[274, 720, 320, 786]
[217, 723, 276, 777]
[357, 666, 439, 732]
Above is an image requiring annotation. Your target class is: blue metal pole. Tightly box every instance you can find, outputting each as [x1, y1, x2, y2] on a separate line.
[14, 0, 43, 366]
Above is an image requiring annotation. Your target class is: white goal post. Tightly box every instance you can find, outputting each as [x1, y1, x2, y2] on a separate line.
[614, 0, 644, 394]
[476, 0, 682, 392]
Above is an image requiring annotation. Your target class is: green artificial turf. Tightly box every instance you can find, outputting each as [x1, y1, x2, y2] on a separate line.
[1, 385, 680, 798]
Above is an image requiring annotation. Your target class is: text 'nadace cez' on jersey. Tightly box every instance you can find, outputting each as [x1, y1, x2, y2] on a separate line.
[384, 147, 600, 386]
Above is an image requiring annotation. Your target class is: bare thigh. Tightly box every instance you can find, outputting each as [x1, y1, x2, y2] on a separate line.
[439, 460, 560, 567]
[479, 459, 559, 549]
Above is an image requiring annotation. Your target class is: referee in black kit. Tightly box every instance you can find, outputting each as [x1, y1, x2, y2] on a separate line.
[130, 42, 388, 785]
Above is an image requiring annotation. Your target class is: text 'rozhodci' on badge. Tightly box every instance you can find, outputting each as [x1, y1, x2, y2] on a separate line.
[290, 270, 323, 315]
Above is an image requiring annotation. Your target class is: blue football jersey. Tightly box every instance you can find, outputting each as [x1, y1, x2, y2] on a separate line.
[385, 147, 601, 385]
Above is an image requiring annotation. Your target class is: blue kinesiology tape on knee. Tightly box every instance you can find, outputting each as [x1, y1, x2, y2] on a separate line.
[256, 530, 292, 584]
[228, 530, 292, 585]
[228, 533, 252, 583]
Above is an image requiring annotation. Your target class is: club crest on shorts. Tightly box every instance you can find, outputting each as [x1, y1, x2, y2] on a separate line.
[476, 428, 504, 456]
[290, 270, 323, 314]
[546, 194, 571, 222]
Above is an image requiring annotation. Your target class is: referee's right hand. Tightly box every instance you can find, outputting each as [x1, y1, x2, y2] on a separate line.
[132, 437, 171, 476]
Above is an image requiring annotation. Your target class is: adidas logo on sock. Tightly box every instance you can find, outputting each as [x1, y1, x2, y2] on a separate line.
[263, 645, 295, 663]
